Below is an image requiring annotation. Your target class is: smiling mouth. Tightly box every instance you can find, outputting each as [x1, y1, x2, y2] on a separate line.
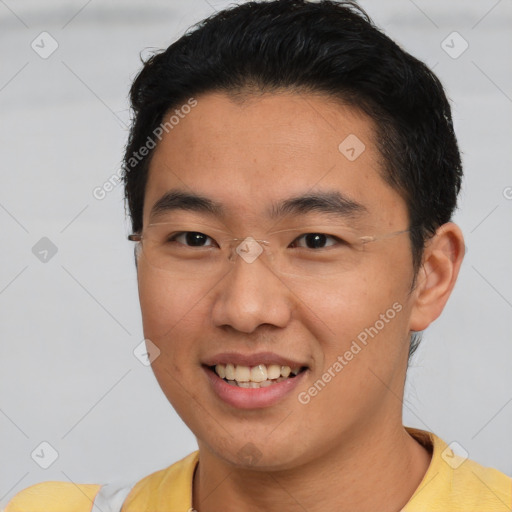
[209, 363, 307, 388]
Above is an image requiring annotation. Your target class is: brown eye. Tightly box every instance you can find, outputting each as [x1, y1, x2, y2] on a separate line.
[171, 232, 215, 247]
[292, 233, 339, 249]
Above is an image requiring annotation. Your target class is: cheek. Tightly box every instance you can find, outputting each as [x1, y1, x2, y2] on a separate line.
[137, 264, 210, 340]
[136, 265, 216, 398]
[294, 278, 411, 423]
[137, 266, 209, 408]
[292, 269, 397, 336]
[294, 257, 412, 372]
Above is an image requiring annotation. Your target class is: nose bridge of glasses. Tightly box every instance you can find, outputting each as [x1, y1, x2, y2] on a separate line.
[229, 236, 271, 265]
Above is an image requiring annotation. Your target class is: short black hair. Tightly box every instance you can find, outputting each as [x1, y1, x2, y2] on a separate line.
[123, 0, 463, 362]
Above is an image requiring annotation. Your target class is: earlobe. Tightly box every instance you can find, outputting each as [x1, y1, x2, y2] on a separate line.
[409, 222, 465, 332]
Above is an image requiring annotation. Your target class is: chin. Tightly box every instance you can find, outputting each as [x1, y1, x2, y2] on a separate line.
[195, 423, 315, 472]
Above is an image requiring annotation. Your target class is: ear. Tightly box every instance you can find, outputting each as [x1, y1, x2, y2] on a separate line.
[409, 222, 465, 332]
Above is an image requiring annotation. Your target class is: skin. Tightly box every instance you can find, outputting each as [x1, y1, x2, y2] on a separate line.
[135, 91, 465, 512]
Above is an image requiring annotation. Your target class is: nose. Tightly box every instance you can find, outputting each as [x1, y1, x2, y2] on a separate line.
[211, 249, 294, 334]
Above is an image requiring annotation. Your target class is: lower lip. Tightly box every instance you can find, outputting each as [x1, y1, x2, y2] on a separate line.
[203, 366, 307, 409]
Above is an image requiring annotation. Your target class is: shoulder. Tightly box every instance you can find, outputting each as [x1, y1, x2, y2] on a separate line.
[122, 451, 199, 511]
[4, 452, 199, 512]
[3, 451, 199, 512]
[432, 430, 512, 507]
[4, 481, 101, 512]
[450, 455, 512, 508]
[405, 427, 512, 511]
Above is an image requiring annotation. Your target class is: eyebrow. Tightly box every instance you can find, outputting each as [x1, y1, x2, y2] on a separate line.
[149, 190, 223, 220]
[148, 189, 367, 222]
[269, 190, 367, 220]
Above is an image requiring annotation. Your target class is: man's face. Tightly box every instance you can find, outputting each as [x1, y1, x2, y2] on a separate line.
[136, 91, 417, 469]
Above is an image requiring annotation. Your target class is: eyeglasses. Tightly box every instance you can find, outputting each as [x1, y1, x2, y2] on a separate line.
[128, 221, 410, 280]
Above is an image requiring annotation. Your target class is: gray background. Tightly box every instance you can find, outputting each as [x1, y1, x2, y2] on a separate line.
[1, 0, 511, 505]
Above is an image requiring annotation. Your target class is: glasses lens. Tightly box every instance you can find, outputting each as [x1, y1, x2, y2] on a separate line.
[139, 223, 234, 277]
[261, 226, 367, 278]
[137, 222, 378, 279]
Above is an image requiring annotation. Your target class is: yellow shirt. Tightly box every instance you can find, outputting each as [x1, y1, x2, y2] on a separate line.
[5, 427, 511, 511]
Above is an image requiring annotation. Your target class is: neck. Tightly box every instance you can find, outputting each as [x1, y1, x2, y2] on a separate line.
[192, 422, 432, 512]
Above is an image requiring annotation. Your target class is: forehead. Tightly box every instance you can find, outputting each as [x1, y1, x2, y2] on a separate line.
[144, 91, 407, 229]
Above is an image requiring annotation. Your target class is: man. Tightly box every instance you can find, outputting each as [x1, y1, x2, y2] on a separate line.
[7, 1, 511, 511]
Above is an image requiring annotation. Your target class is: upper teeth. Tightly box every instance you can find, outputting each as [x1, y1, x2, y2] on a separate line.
[214, 363, 301, 382]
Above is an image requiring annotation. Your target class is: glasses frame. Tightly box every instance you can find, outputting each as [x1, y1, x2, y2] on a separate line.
[127, 227, 411, 245]
[127, 222, 412, 275]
